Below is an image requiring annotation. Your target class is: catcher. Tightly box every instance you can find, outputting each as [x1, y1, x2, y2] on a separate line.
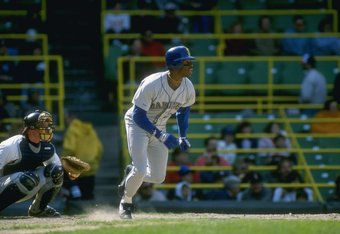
[0, 110, 89, 217]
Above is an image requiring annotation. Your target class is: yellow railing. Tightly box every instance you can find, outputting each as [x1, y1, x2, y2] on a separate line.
[0, 0, 47, 21]
[117, 56, 340, 114]
[0, 34, 49, 55]
[0, 55, 65, 132]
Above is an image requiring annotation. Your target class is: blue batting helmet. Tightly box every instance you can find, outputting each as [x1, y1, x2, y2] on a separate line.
[165, 46, 195, 69]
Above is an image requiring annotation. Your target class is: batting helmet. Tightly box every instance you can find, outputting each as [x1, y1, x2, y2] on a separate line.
[165, 46, 195, 69]
[23, 110, 54, 142]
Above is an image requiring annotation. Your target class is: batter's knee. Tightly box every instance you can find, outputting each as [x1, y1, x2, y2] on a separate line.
[132, 167, 147, 180]
[149, 174, 166, 184]
[44, 163, 64, 185]
[19, 171, 40, 191]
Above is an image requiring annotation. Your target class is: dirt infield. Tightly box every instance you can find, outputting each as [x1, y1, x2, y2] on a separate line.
[1, 210, 339, 234]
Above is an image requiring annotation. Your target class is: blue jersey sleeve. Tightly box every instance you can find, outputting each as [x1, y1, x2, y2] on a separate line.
[132, 105, 159, 136]
[176, 107, 190, 137]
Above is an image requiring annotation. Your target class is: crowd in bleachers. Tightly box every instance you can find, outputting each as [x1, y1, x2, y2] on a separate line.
[0, 1, 47, 140]
[2, 0, 340, 205]
[104, 0, 340, 59]
[102, 0, 340, 205]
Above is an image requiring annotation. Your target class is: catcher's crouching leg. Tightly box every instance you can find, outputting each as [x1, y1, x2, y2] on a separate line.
[28, 164, 64, 217]
[0, 171, 40, 211]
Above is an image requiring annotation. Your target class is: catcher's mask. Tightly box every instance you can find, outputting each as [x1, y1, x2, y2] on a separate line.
[23, 110, 54, 142]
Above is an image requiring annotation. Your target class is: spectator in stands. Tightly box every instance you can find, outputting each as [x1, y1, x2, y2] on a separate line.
[17, 43, 44, 83]
[140, 30, 166, 69]
[311, 100, 340, 133]
[299, 54, 327, 115]
[61, 113, 103, 200]
[239, 172, 272, 202]
[0, 40, 17, 85]
[272, 168, 313, 202]
[122, 39, 149, 83]
[134, 182, 167, 203]
[327, 174, 340, 202]
[104, 1, 130, 34]
[0, 92, 11, 133]
[174, 181, 193, 201]
[130, 0, 159, 33]
[309, 17, 340, 56]
[167, 165, 201, 200]
[257, 122, 291, 163]
[333, 72, 340, 103]
[165, 148, 200, 184]
[234, 120, 257, 150]
[269, 158, 296, 183]
[20, 89, 45, 117]
[252, 15, 280, 56]
[16, 43, 45, 108]
[205, 175, 242, 201]
[0, 91, 18, 119]
[195, 136, 229, 167]
[281, 15, 309, 55]
[217, 126, 237, 165]
[269, 134, 296, 165]
[198, 153, 229, 184]
[179, 0, 217, 33]
[224, 21, 252, 56]
[20, 8, 45, 34]
[155, 2, 181, 34]
[231, 158, 249, 181]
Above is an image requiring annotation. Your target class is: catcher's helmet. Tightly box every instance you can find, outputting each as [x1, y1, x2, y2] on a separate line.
[165, 46, 195, 69]
[23, 110, 54, 142]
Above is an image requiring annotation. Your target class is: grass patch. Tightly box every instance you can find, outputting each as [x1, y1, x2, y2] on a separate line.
[1, 213, 339, 234]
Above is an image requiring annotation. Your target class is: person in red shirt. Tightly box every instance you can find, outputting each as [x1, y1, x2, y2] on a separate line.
[141, 30, 166, 68]
[195, 136, 229, 166]
[165, 147, 200, 183]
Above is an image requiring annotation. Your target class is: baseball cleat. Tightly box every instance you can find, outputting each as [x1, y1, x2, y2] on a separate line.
[117, 164, 133, 198]
[28, 205, 61, 218]
[119, 202, 134, 220]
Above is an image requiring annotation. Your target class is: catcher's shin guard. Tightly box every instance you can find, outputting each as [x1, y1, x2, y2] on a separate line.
[29, 164, 63, 215]
[118, 164, 133, 198]
[29, 186, 62, 216]
[0, 171, 40, 211]
[0, 183, 26, 211]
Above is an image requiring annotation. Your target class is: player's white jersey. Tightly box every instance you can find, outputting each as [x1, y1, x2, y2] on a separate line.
[125, 71, 195, 129]
[0, 135, 61, 176]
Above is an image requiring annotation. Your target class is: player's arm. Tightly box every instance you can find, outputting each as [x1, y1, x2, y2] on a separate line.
[132, 105, 178, 149]
[176, 107, 190, 137]
[0, 138, 21, 172]
[176, 107, 191, 151]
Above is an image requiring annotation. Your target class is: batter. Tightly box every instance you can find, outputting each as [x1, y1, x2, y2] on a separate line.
[118, 46, 196, 219]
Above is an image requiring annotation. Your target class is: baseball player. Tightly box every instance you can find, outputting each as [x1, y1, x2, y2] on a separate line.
[0, 110, 64, 217]
[118, 45, 196, 219]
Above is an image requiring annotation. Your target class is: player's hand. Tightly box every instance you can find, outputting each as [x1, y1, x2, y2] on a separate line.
[156, 131, 178, 149]
[179, 137, 191, 152]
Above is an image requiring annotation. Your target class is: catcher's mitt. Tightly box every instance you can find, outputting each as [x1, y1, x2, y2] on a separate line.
[61, 156, 90, 179]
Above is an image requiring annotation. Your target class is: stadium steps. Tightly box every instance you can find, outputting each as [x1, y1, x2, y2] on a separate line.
[46, 0, 105, 113]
